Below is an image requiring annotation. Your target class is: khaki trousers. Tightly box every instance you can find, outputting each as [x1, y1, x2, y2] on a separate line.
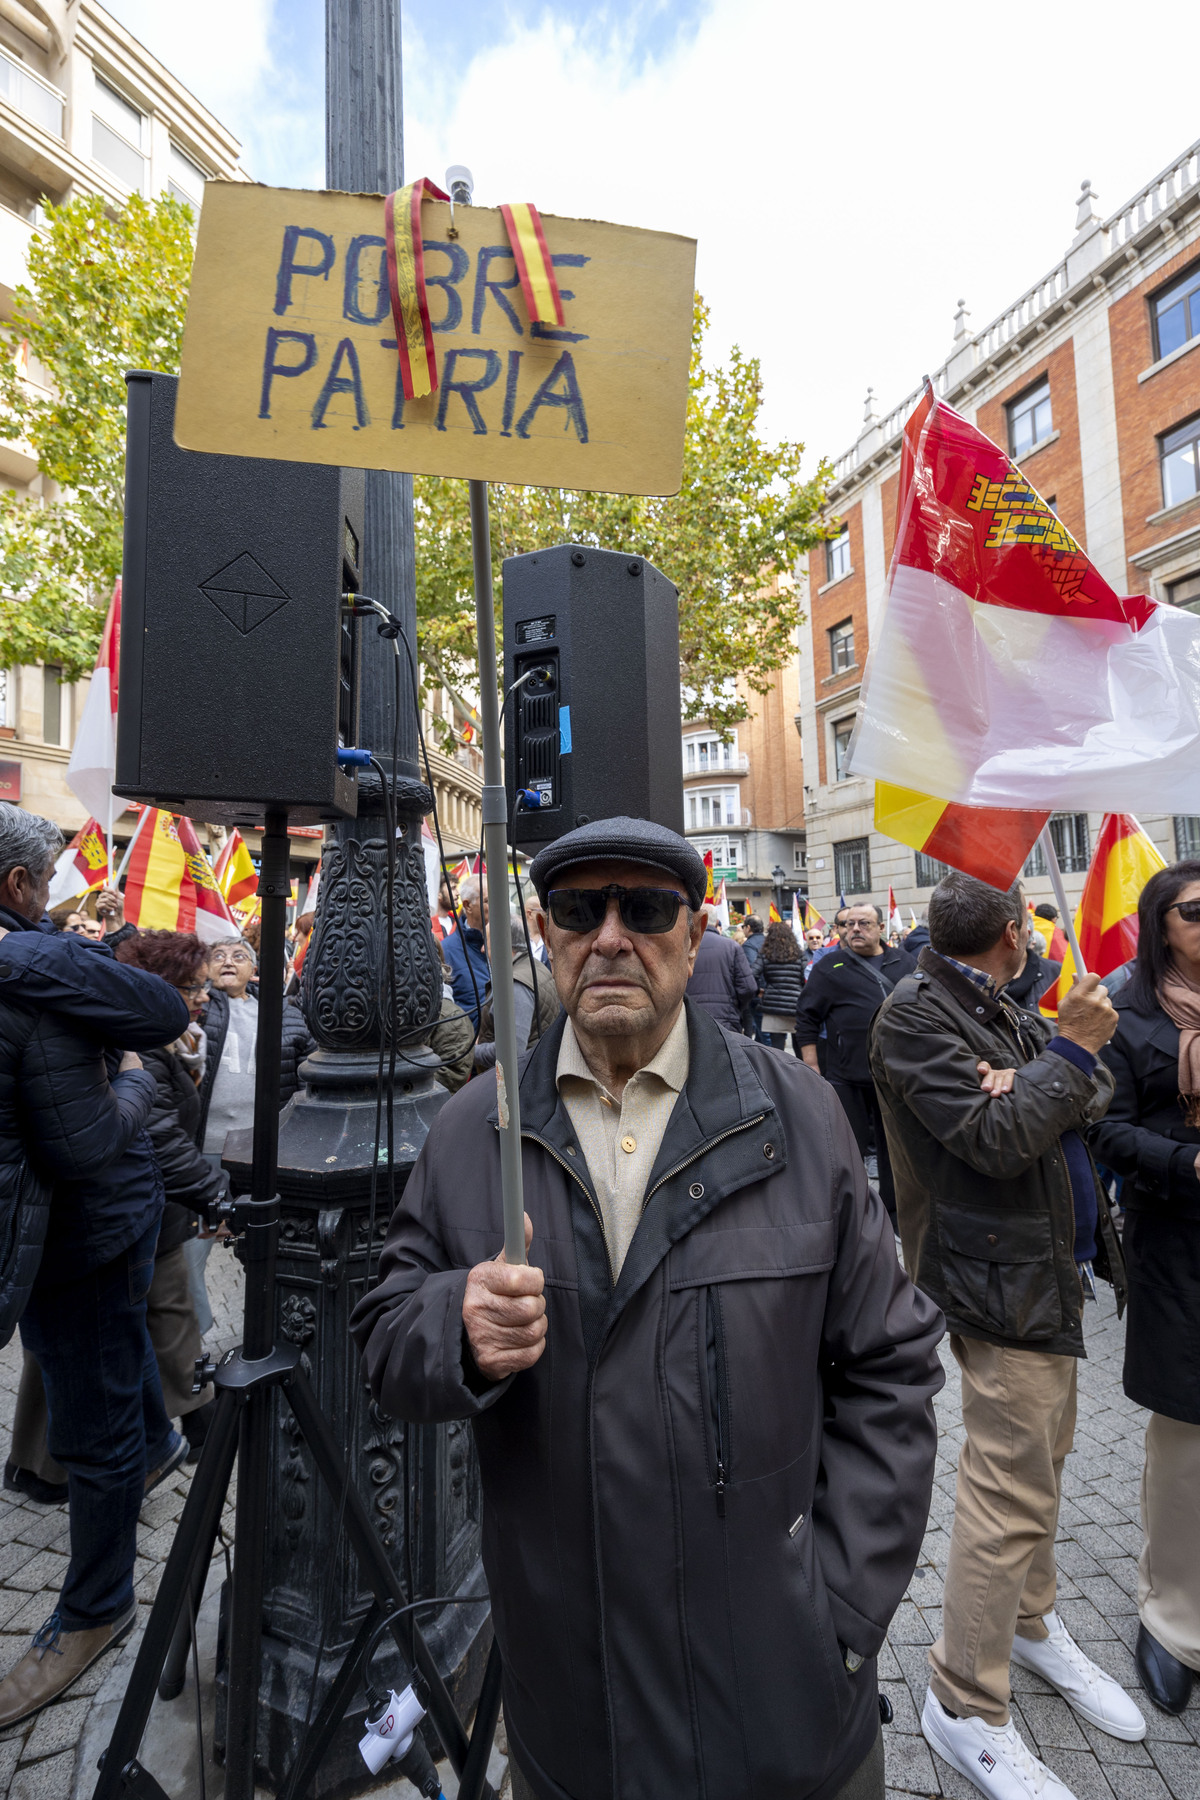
[929, 1334, 1076, 1725]
[1139, 1412, 1200, 1672]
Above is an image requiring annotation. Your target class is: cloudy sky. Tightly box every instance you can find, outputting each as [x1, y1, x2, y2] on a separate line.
[107, 0, 1200, 473]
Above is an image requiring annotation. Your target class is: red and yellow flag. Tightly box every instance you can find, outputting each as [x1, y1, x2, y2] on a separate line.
[703, 850, 715, 903]
[124, 810, 237, 942]
[213, 828, 259, 912]
[768, 901, 782, 924]
[383, 183, 564, 402]
[1039, 814, 1165, 1016]
[876, 781, 1049, 891]
[803, 900, 826, 933]
[47, 817, 109, 907]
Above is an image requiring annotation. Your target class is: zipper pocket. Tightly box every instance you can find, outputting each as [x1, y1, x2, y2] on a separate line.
[705, 1285, 730, 1516]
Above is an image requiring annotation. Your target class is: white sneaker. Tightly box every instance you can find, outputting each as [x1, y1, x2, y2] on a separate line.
[1011, 1612, 1146, 1742]
[921, 1689, 1078, 1800]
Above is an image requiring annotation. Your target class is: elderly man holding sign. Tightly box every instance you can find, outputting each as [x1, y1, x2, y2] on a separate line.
[352, 816, 945, 1800]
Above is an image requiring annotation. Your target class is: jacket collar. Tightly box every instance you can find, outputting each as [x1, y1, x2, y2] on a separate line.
[0, 903, 51, 935]
[1112, 988, 1182, 1059]
[918, 945, 1005, 1023]
[492, 999, 780, 1359]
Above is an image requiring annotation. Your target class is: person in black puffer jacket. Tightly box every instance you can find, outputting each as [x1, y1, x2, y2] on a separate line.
[758, 921, 805, 1049]
[0, 803, 190, 1730]
[116, 931, 224, 1459]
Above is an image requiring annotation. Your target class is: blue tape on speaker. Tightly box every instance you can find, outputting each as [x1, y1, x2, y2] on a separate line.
[559, 705, 572, 754]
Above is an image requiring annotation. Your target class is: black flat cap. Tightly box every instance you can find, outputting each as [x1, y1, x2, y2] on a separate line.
[529, 816, 708, 910]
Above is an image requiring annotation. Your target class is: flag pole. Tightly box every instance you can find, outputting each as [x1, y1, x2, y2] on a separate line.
[1038, 825, 1088, 978]
[114, 806, 150, 884]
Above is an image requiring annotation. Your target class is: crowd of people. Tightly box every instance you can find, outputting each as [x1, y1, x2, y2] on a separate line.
[0, 794, 1196, 1800]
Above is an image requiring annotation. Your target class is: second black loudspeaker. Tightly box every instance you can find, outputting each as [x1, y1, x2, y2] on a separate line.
[502, 543, 683, 847]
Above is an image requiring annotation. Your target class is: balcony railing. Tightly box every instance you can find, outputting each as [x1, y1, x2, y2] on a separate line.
[0, 48, 64, 139]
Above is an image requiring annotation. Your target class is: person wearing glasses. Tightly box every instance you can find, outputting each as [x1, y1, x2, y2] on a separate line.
[869, 872, 1142, 1800]
[1090, 862, 1200, 1716]
[353, 815, 944, 1800]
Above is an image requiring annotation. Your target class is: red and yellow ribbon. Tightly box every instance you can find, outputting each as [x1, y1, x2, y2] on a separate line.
[384, 182, 565, 401]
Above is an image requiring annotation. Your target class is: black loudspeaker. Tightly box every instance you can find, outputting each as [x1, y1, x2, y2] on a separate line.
[502, 543, 683, 846]
[115, 371, 363, 827]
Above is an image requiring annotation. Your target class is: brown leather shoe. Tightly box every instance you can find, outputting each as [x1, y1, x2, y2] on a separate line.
[0, 1603, 137, 1727]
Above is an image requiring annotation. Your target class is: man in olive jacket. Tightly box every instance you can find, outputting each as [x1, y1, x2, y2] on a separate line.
[869, 871, 1143, 1800]
[353, 816, 945, 1800]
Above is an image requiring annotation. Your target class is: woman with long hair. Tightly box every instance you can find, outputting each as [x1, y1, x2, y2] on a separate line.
[1091, 859, 1200, 1715]
[758, 920, 805, 1050]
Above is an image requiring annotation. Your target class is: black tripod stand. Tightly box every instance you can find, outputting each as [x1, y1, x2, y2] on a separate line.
[93, 811, 501, 1800]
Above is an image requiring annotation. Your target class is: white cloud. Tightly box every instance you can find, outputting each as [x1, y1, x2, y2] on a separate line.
[103, 0, 275, 119]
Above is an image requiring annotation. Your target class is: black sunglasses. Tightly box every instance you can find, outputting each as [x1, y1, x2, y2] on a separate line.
[547, 884, 689, 935]
[1166, 900, 1200, 923]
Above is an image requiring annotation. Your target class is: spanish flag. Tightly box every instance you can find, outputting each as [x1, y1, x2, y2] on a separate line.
[124, 809, 237, 942]
[804, 900, 827, 932]
[703, 850, 715, 903]
[1039, 814, 1165, 1017]
[875, 781, 1049, 891]
[768, 901, 782, 924]
[213, 828, 258, 912]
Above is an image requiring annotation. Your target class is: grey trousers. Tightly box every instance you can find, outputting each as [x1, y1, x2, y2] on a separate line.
[509, 1722, 885, 1800]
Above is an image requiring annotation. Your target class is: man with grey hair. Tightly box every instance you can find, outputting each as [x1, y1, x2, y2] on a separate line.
[443, 871, 489, 1025]
[472, 914, 561, 1071]
[0, 802, 191, 1724]
[869, 870, 1144, 1800]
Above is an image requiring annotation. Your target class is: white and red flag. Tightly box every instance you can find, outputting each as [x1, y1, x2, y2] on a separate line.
[848, 391, 1200, 811]
[66, 582, 120, 837]
[887, 885, 903, 937]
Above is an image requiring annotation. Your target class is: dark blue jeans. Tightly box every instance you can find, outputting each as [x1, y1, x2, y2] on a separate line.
[19, 1220, 175, 1629]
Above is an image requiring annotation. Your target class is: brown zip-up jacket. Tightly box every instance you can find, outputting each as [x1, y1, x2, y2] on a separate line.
[352, 998, 944, 1800]
[869, 949, 1125, 1357]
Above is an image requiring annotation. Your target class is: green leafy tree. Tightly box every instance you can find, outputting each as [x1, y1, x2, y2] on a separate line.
[414, 296, 835, 738]
[0, 192, 195, 681]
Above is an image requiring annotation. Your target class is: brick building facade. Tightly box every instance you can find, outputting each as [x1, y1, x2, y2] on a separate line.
[799, 142, 1200, 922]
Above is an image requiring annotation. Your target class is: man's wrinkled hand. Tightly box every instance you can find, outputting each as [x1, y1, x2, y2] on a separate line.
[1056, 972, 1118, 1053]
[462, 1212, 547, 1381]
[977, 1060, 1016, 1097]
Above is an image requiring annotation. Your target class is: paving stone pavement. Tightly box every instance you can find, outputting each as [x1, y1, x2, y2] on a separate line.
[0, 1245, 1195, 1799]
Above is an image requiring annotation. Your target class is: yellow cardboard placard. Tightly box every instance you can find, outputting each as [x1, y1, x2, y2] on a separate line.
[175, 183, 697, 497]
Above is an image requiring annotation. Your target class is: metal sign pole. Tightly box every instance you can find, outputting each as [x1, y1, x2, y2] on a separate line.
[469, 477, 527, 1266]
[1037, 824, 1088, 977]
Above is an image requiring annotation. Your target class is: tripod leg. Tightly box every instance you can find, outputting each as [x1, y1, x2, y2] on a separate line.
[282, 1601, 384, 1800]
[457, 1637, 504, 1800]
[222, 1385, 273, 1800]
[92, 1389, 241, 1800]
[283, 1367, 481, 1785]
[157, 1497, 226, 1702]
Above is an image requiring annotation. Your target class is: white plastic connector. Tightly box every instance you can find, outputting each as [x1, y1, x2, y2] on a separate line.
[358, 1683, 426, 1775]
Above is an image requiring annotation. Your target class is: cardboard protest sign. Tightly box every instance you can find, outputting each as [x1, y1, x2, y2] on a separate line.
[175, 183, 697, 497]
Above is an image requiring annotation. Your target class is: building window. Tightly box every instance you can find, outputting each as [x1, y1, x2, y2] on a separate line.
[686, 786, 738, 830]
[1153, 264, 1200, 362]
[1008, 377, 1052, 461]
[829, 618, 855, 674]
[691, 834, 741, 869]
[0, 47, 64, 138]
[92, 75, 146, 193]
[832, 717, 855, 780]
[915, 851, 950, 888]
[1162, 416, 1200, 510]
[1175, 816, 1200, 860]
[42, 665, 61, 744]
[1167, 572, 1200, 614]
[793, 843, 807, 872]
[1023, 812, 1089, 878]
[683, 731, 737, 775]
[168, 143, 208, 211]
[833, 836, 871, 895]
[825, 528, 850, 584]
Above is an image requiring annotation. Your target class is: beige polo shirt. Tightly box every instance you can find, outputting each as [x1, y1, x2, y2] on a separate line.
[556, 1008, 690, 1278]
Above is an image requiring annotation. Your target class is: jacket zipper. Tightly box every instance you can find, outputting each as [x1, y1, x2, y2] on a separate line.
[642, 1112, 768, 1207]
[520, 1129, 614, 1283]
[706, 1285, 730, 1516]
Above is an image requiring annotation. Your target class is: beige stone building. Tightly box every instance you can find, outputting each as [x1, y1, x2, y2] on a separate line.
[0, 0, 243, 846]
